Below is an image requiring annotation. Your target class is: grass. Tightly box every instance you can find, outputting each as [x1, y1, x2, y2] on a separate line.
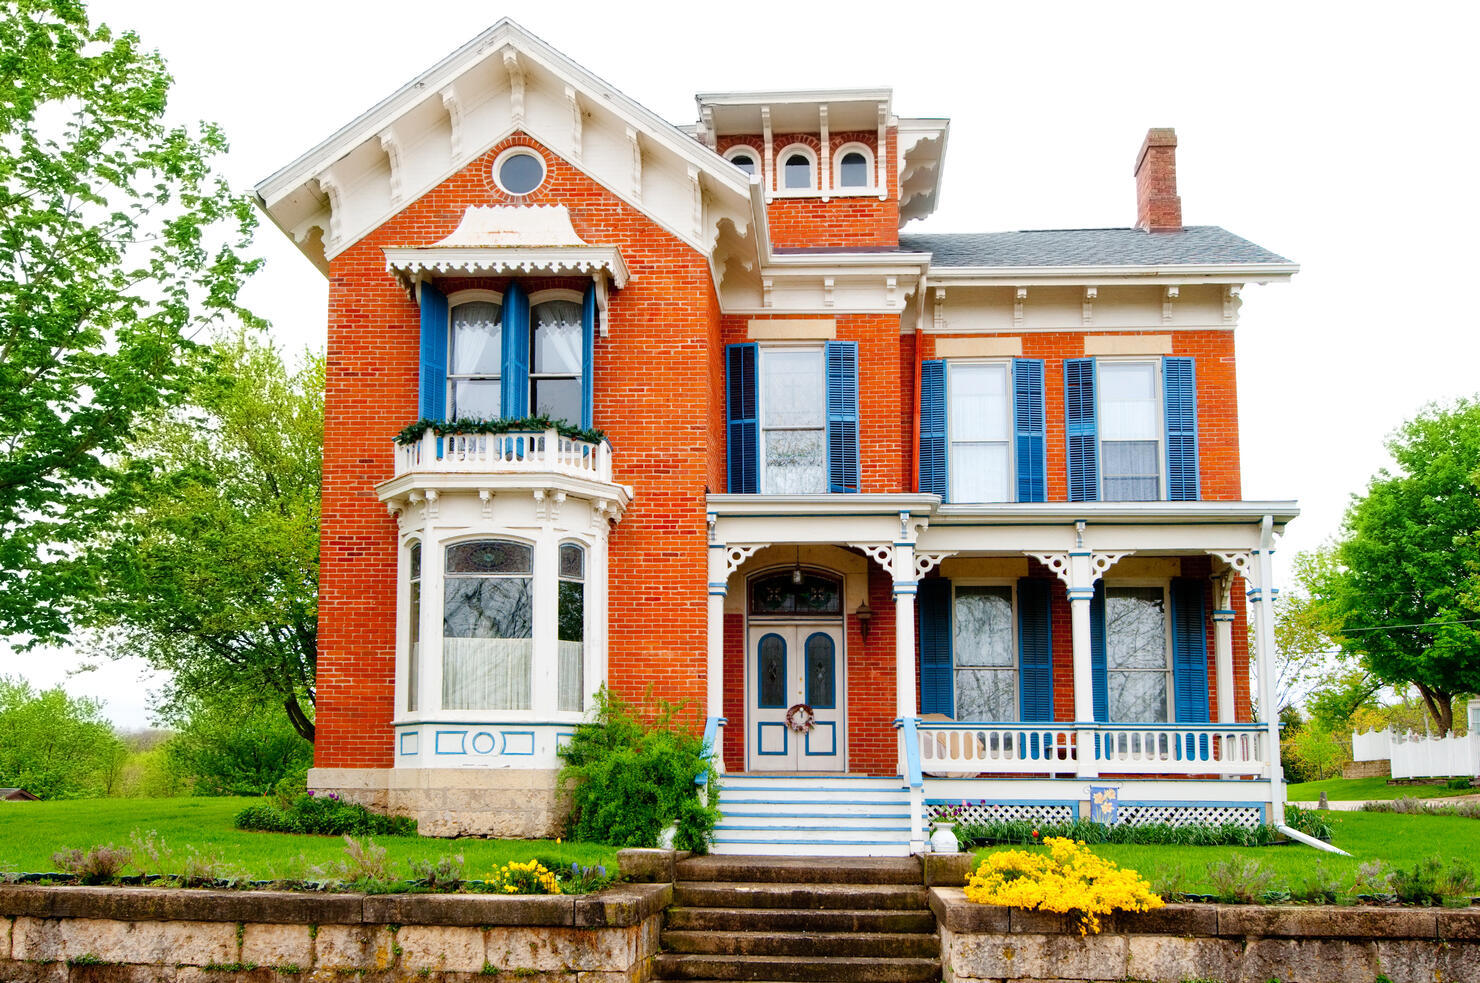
[0, 798, 618, 882]
[1286, 775, 1477, 801]
[973, 811, 1480, 899]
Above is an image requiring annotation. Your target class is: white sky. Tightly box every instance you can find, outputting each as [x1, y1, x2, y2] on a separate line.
[7, 0, 1478, 728]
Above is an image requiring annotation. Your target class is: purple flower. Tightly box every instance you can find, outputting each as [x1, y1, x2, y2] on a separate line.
[306, 790, 316, 797]
[328, 792, 340, 801]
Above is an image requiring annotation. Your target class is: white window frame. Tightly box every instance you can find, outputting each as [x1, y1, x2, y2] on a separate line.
[724, 145, 762, 178]
[946, 359, 1015, 504]
[1101, 579, 1174, 723]
[757, 343, 827, 495]
[401, 536, 423, 715]
[528, 288, 586, 422]
[950, 579, 1018, 722]
[439, 534, 539, 713]
[831, 141, 876, 193]
[775, 143, 819, 195]
[556, 539, 589, 713]
[1096, 357, 1165, 502]
[492, 146, 548, 196]
[446, 289, 505, 420]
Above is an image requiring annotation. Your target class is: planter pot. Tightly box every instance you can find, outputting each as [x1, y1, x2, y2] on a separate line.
[930, 821, 960, 854]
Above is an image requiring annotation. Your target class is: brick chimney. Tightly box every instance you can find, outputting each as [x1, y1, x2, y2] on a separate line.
[1134, 128, 1182, 232]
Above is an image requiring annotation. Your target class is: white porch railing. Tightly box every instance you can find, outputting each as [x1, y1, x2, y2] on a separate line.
[915, 721, 1268, 778]
[394, 429, 613, 483]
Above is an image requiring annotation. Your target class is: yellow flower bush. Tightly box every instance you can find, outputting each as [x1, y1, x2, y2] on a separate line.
[964, 836, 1162, 935]
[487, 859, 562, 895]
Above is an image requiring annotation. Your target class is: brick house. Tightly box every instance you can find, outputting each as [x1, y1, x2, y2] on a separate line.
[254, 19, 1298, 856]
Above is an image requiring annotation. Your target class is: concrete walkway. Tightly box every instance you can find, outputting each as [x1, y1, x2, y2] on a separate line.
[1290, 794, 1480, 811]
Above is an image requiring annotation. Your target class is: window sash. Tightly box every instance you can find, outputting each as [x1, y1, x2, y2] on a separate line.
[1104, 585, 1171, 722]
[759, 348, 826, 493]
[952, 585, 1016, 721]
[948, 362, 1013, 503]
[1098, 361, 1162, 499]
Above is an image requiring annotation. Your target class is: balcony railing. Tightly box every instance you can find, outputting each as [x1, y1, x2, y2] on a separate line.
[394, 429, 614, 483]
[916, 720, 1267, 778]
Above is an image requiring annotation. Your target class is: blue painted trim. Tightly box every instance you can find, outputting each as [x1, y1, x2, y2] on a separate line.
[755, 632, 788, 708]
[398, 732, 419, 756]
[721, 810, 909, 819]
[697, 716, 723, 786]
[803, 631, 837, 709]
[805, 720, 838, 756]
[499, 730, 536, 755]
[756, 721, 789, 756]
[1067, 587, 1096, 600]
[900, 717, 923, 789]
[434, 730, 467, 755]
[469, 731, 497, 755]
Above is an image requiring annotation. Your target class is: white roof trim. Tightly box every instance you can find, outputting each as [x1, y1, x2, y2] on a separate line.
[925, 262, 1301, 286]
[384, 245, 629, 289]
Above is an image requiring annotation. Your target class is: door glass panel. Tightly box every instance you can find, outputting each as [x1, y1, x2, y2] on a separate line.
[805, 633, 835, 708]
[758, 634, 787, 708]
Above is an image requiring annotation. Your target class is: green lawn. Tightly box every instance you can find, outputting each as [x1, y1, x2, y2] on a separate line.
[974, 811, 1480, 899]
[0, 798, 618, 881]
[1287, 775, 1477, 801]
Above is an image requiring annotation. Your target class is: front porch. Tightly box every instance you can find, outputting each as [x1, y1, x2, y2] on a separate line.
[703, 494, 1295, 854]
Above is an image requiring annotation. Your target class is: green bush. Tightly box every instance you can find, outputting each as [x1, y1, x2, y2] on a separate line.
[1446, 777, 1473, 791]
[1283, 803, 1336, 841]
[558, 689, 720, 852]
[167, 701, 314, 797]
[956, 816, 1276, 849]
[234, 793, 416, 837]
[1390, 856, 1476, 905]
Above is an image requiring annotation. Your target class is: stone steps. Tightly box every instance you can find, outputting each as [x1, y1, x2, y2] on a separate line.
[653, 854, 940, 983]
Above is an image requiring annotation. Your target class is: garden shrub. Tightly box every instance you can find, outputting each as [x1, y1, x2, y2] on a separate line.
[51, 845, 131, 885]
[1445, 777, 1472, 790]
[1283, 804, 1335, 841]
[1389, 856, 1476, 905]
[235, 792, 416, 837]
[558, 688, 720, 851]
[956, 817, 1276, 849]
[408, 853, 465, 890]
[1362, 796, 1480, 819]
[963, 837, 1162, 934]
[1206, 856, 1279, 903]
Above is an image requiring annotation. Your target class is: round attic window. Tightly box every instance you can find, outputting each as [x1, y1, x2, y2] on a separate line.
[495, 149, 545, 195]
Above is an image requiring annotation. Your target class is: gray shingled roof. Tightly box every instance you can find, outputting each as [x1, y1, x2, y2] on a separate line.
[898, 226, 1290, 268]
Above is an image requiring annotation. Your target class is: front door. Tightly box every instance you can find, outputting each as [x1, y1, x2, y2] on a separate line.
[746, 624, 845, 772]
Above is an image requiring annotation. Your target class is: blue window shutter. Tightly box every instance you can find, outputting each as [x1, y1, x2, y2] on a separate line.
[725, 343, 758, 493]
[1171, 577, 1210, 722]
[1090, 581, 1108, 722]
[1163, 356, 1200, 501]
[825, 341, 860, 493]
[501, 281, 530, 418]
[1065, 358, 1099, 502]
[1013, 358, 1046, 503]
[581, 282, 596, 429]
[919, 360, 948, 499]
[1017, 578, 1053, 721]
[418, 282, 449, 420]
[918, 578, 953, 717]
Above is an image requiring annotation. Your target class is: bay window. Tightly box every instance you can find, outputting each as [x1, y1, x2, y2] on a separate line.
[557, 543, 585, 712]
[442, 540, 534, 710]
[407, 543, 421, 712]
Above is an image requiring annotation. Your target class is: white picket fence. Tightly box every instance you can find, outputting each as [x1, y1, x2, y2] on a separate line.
[1351, 727, 1480, 779]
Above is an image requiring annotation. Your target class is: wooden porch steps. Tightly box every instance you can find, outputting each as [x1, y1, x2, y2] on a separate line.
[711, 774, 913, 857]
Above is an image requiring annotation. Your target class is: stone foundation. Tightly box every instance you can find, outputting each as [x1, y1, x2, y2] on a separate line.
[0, 883, 668, 982]
[1342, 758, 1392, 779]
[309, 767, 568, 837]
[931, 887, 1480, 983]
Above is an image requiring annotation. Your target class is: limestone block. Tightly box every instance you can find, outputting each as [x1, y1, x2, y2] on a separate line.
[311, 924, 394, 971]
[12, 918, 235, 966]
[948, 931, 1127, 980]
[395, 925, 486, 973]
[240, 923, 314, 969]
[0, 959, 65, 983]
[1439, 941, 1480, 983]
[484, 926, 641, 973]
[1126, 934, 1241, 982]
[1240, 938, 1379, 983]
[1374, 940, 1440, 983]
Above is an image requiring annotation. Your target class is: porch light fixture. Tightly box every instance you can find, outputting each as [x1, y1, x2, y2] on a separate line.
[792, 547, 804, 585]
[855, 599, 873, 639]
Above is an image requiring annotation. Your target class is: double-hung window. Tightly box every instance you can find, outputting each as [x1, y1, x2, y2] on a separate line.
[948, 363, 1013, 503]
[759, 347, 827, 494]
[951, 585, 1016, 721]
[1098, 361, 1161, 501]
[557, 543, 585, 713]
[1103, 585, 1171, 722]
[442, 540, 534, 711]
[531, 298, 584, 422]
[448, 300, 502, 419]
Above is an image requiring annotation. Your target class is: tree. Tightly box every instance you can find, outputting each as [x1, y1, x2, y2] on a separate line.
[1311, 400, 1480, 733]
[0, 0, 258, 640]
[0, 675, 124, 798]
[84, 335, 321, 741]
[163, 698, 313, 796]
[1270, 551, 1346, 713]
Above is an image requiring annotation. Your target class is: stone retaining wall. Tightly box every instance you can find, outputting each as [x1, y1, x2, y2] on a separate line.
[0, 882, 668, 982]
[932, 886, 1480, 983]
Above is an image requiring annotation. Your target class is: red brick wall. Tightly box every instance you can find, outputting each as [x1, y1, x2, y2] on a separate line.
[720, 314, 908, 494]
[847, 563, 900, 775]
[317, 132, 719, 768]
[917, 330, 1240, 501]
[715, 131, 898, 249]
[722, 612, 745, 773]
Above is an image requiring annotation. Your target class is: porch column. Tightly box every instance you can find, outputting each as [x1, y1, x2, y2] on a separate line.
[1212, 568, 1237, 723]
[1249, 516, 1286, 816]
[705, 515, 729, 766]
[892, 539, 918, 720]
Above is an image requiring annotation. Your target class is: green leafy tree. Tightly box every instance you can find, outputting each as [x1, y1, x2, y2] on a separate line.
[84, 335, 321, 741]
[0, 0, 258, 640]
[1311, 400, 1480, 733]
[163, 698, 313, 796]
[0, 676, 124, 798]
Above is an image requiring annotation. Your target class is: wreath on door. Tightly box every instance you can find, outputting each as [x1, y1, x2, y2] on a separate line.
[785, 703, 816, 734]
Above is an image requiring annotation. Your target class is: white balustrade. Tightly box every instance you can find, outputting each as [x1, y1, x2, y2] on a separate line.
[395, 429, 613, 483]
[1094, 724, 1265, 776]
[916, 722, 1268, 778]
[1388, 730, 1480, 780]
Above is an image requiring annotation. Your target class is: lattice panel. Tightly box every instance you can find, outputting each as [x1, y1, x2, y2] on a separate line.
[1116, 805, 1262, 828]
[928, 801, 1075, 825]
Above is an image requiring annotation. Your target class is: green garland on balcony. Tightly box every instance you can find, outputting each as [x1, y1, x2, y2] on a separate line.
[394, 415, 608, 447]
